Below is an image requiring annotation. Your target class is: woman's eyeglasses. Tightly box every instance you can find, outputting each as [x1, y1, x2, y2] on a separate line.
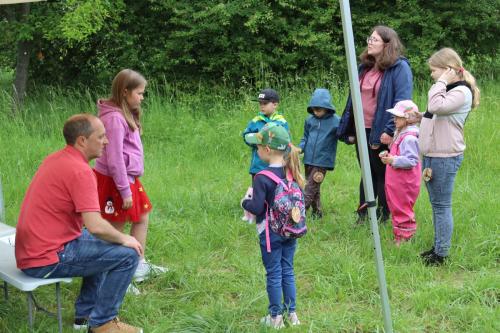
[367, 37, 382, 44]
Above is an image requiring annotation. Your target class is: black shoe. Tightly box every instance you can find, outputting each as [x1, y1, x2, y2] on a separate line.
[354, 214, 367, 226]
[420, 247, 435, 258]
[376, 208, 390, 223]
[423, 252, 447, 266]
[311, 210, 323, 219]
[378, 214, 390, 224]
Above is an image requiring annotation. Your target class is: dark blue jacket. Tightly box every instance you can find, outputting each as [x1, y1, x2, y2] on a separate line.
[299, 89, 340, 170]
[337, 57, 413, 145]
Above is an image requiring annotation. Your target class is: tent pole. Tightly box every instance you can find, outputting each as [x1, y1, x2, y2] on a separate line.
[339, 1, 394, 332]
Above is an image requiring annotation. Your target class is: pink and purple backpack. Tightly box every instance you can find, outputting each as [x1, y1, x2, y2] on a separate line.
[257, 170, 307, 253]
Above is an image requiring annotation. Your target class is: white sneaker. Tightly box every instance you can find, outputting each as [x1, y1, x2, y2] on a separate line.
[133, 261, 151, 282]
[149, 262, 169, 274]
[288, 312, 301, 326]
[134, 260, 168, 282]
[73, 318, 88, 330]
[126, 283, 141, 295]
[260, 314, 285, 329]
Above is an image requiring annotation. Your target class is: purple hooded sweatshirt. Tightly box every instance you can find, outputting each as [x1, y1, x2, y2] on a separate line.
[94, 100, 144, 199]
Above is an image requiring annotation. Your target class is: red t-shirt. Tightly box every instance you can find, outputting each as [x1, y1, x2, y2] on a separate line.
[15, 146, 101, 269]
[360, 68, 383, 128]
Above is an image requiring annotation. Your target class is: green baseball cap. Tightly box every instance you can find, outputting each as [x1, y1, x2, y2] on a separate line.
[245, 123, 290, 151]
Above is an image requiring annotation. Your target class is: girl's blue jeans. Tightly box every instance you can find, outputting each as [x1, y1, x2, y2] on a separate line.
[259, 231, 297, 316]
[423, 154, 464, 257]
[22, 229, 139, 328]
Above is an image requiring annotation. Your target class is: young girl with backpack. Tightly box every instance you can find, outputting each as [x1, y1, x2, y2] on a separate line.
[94, 69, 164, 282]
[380, 100, 422, 246]
[241, 123, 305, 329]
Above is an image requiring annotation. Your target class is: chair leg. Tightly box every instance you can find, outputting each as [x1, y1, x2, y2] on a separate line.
[27, 292, 34, 332]
[3, 281, 7, 300]
[56, 283, 62, 333]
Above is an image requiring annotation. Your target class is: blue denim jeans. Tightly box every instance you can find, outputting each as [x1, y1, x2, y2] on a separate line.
[423, 154, 464, 257]
[22, 229, 139, 328]
[259, 231, 297, 316]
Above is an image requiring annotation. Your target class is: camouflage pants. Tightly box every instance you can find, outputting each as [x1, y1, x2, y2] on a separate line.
[304, 165, 327, 214]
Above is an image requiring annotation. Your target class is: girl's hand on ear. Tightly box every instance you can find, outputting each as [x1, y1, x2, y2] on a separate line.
[439, 68, 457, 84]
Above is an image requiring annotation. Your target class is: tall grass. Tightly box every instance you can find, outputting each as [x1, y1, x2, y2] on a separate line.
[0, 81, 498, 332]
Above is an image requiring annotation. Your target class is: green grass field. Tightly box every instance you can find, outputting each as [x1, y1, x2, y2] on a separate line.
[0, 81, 498, 332]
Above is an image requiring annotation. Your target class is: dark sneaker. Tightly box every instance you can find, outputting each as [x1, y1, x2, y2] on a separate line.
[74, 317, 88, 330]
[311, 210, 323, 219]
[378, 214, 390, 224]
[377, 209, 390, 223]
[355, 214, 367, 226]
[420, 247, 435, 258]
[423, 252, 447, 266]
[354, 203, 368, 226]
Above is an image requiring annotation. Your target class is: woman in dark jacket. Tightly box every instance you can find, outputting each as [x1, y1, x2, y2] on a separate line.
[337, 25, 413, 224]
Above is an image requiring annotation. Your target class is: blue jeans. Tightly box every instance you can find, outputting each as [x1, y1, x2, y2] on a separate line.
[423, 155, 464, 257]
[259, 231, 297, 316]
[22, 229, 139, 328]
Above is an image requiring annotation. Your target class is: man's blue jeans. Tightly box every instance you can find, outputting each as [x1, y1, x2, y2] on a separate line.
[423, 154, 464, 257]
[259, 231, 297, 317]
[22, 229, 139, 328]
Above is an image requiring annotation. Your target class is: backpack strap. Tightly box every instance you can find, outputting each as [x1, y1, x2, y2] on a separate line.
[264, 201, 271, 253]
[256, 170, 285, 185]
[257, 170, 287, 253]
[397, 131, 418, 143]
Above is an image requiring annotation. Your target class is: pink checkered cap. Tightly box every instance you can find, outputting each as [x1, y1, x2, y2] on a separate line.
[386, 100, 419, 118]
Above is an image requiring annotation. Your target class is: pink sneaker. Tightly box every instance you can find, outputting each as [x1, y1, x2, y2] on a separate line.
[288, 312, 301, 326]
[260, 314, 284, 329]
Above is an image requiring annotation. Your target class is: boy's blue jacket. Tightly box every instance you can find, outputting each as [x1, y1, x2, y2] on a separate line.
[337, 57, 413, 145]
[243, 112, 289, 174]
[299, 89, 340, 170]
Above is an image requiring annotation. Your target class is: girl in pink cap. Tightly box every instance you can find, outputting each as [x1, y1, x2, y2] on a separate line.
[380, 100, 422, 246]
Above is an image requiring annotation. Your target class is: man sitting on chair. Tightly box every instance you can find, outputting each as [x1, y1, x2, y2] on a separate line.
[15, 114, 144, 333]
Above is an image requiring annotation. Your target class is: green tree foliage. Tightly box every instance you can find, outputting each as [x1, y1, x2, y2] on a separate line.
[1, 0, 498, 87]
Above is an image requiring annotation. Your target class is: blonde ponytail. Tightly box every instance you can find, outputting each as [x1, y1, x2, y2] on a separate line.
[284, 147, 305, 189]
[461, 70, 480, 108]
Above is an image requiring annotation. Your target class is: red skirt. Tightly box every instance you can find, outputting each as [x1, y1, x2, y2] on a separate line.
[94, 170, 152, 223]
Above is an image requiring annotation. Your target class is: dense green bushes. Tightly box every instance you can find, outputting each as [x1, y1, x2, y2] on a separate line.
[1, 0, 498, 87]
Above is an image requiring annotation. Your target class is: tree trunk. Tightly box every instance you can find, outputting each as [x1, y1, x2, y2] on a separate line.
[12, 3, 31, 114]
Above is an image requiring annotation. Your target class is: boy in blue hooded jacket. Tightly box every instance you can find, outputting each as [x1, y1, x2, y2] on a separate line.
[298, 89, 340, 218]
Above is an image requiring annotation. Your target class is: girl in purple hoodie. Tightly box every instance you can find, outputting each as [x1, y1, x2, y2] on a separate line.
[94, 69, 161, 282]
[380, 100, 422, 246]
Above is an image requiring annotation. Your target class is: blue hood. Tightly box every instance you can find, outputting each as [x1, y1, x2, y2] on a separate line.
[307, 88, 336, 114]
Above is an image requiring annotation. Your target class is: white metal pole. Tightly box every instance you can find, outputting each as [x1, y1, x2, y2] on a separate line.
[339, 1, 393, 332]
[0, 179, 4, 223]
[0, 0, 45, 5]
